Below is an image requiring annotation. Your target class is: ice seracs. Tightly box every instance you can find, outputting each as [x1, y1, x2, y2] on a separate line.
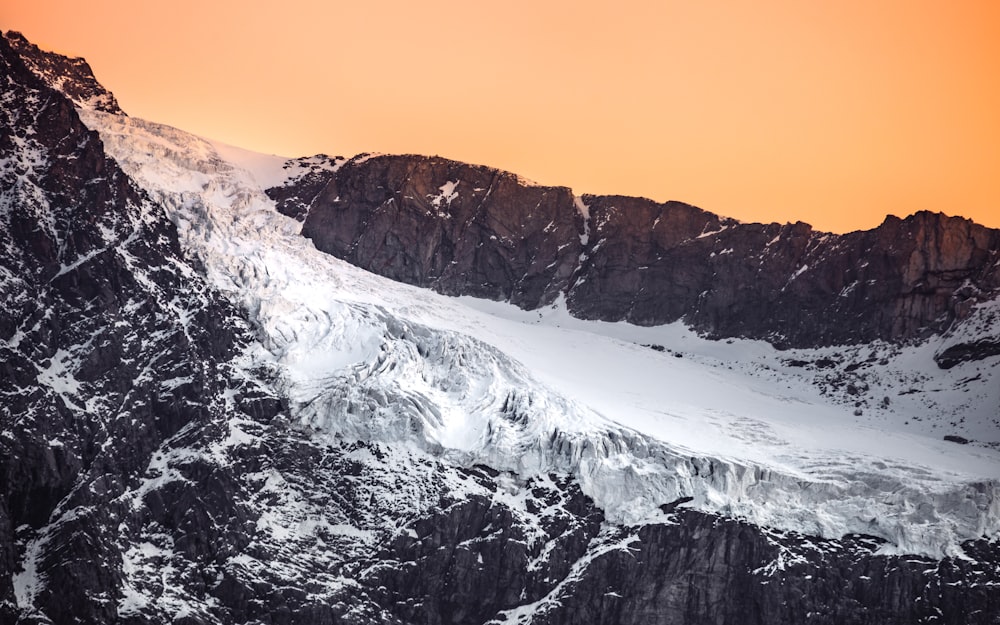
[77, 107, 1000, 558]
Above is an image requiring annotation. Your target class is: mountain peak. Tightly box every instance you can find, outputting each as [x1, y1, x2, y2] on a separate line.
[3, 30, 124, 115]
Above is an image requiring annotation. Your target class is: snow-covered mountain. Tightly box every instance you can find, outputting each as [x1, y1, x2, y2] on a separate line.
[2, 31, 999, 624]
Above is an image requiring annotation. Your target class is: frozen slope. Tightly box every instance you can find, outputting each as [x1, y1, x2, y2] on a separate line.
[78, 109, 1000, 558]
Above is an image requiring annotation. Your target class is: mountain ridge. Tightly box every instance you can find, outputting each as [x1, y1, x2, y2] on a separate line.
[4, 30, 124, 115]
[271, 151, 999, 351]
[6, 28, 995, 354]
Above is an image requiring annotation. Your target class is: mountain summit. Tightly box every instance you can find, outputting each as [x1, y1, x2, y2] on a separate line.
[4, 30, 124, 115]
[2, 31, 999, 625]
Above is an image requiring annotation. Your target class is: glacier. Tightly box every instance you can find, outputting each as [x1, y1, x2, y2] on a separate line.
[76, 107, 1000, 559]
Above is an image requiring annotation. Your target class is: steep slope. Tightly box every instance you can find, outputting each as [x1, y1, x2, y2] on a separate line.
[0, 32, 260, 623]
[278, 153, 1000, 350]
[4, 30, 124, 115]
[4, 30, 1000, 625]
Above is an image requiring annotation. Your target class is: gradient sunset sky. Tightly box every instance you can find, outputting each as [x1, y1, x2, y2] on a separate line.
[8, 0, 999, 233]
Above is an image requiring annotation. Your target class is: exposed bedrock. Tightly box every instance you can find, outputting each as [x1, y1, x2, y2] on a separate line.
[287, 155, 1000, 349]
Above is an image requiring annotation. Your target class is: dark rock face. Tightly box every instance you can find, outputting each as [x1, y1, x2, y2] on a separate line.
[520, 510, 1000, 625]
[4, 30, 124, 115]
[567, 194, 740, 329]
[0, 32, 253, 623]
[298, 155, 585, 309]
[370, 470, 603, 625]
[285, 159, 1000, 349]
[16, 420, 995, 625]
[573, 206, 1000, 347]
[936, 339, 1000, 369]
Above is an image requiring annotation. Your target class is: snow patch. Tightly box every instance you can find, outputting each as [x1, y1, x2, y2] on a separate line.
[209, 139, 291, 189]
[12, 533, 44, 609]
[428, 180, 460, 212]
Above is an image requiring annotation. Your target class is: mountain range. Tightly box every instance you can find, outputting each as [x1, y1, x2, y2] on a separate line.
[1, 30, 999, 624]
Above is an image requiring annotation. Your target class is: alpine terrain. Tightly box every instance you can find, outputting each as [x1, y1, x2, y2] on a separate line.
[1, 31, 999, 624]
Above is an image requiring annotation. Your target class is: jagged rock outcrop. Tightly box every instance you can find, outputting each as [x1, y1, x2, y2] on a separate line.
[267, 155, 345, 222]
[296, 155, 584, 309]
[573, 206, 1000, 347]
[280, 157, 1000, 349]
[936, 339, 1000, 369]
[4, 31, 124, 115]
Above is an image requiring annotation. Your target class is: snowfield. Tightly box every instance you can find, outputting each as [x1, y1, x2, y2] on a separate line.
[78, 108, 1000, 559]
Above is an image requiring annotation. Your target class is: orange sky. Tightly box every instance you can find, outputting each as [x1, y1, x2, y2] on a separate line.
[7, 0, 1000, 233]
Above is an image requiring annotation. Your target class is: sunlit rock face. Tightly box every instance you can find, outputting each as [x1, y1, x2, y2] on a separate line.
[2, 29, 1000, 625]
[574, 205, 1000, 348]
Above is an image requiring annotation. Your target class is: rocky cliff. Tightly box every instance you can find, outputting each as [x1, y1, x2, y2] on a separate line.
[297, 155, 585, 309]
[0, 31, 252, 623]
[278, 155, 1000, 351]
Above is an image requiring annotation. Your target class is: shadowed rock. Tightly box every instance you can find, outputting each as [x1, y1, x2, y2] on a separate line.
[281, 155, 1000, 349]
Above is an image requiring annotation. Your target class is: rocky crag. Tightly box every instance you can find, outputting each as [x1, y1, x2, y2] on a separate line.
[274, 154, 1000, 355]
[0, 31, 256, 623]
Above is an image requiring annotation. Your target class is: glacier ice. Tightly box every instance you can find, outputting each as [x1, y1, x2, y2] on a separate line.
[77, 108, 1000, 558]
